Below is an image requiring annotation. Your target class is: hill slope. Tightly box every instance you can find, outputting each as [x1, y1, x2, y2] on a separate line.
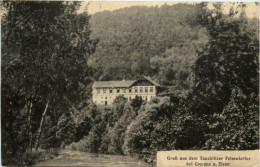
[88, 4, 208, 96]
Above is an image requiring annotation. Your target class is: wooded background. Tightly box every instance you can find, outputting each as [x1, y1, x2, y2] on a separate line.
[1, 2, 259, 166]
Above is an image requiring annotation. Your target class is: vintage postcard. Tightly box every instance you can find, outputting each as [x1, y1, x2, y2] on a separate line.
[1, 1, 259, 167]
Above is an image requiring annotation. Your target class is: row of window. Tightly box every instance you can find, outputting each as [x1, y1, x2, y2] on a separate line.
[97, 95, 152, 104]
[96, 86, 154, 94]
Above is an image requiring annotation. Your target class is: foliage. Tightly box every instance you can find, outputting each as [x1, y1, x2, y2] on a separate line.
[1, 2, 259, 166]
[193, 2, 259, 114]
[188, 3, 259, 151]
[204, 88, 259, 149]
[89, 4, 206, 95]
[70, 3, 258, 165]
[130, 95, 143, 112]
[1, 1, 97, 165]
[107, 103, 137, 154]
[56, 112, 77, 148]
[74, 112, 93, 142]
[40, 115, 60, 149]
[123, 96, 207, 164]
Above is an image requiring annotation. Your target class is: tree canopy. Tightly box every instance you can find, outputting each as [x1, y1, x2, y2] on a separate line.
[88, 4, 208, 96]
[2, 1, 97, 164]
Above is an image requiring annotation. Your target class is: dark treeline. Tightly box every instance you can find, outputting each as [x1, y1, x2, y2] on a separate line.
[1, 2, 259, 166]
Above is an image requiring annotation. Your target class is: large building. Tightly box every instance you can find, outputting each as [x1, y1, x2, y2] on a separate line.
[92, 76, 160, 105]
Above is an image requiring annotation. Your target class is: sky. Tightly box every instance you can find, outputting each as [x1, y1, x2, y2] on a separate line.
[78, 1, 195, 14]
[78, 1, 259, 18]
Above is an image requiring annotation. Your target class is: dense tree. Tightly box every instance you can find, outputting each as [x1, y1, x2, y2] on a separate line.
[204, 88, 259, 149]
[2, 2, 258, 166]
[130, 95, 143, 112]
[1, 1, 97, 164]
[105, 103, 137, 154]
[190, 2, 259, 150]
[88, 4, 204, 93]
[56, 112, 77, 148]
[122, 96, 206, 163]
[193, 3, 259, 114]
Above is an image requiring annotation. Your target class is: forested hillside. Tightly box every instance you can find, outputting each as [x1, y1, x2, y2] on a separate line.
[2, 2, 259, 166]
[88, 4, 208, 96]
[68, 3, 259, 164]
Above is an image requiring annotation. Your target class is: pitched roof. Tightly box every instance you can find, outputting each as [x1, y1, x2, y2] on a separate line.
[143, 76, 160, 87]
[92, 80, 136, 88]
[92, 76, 160, 88]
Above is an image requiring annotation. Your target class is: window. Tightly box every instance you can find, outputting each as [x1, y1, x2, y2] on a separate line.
[117, 89, 120, 93]
[129, 96, 131, 101]
[140, 87, 143, 93]
[135, 87, 138, 93]
[103, 88, 106, 94]
[145, 87, 148, 92]
[105, 97, 107, 99]
[97, 89, 100, 94]
[123, 88, 126, 93]
[129, 88, 132, 93]
[110, 89, 112, 93]
[145, 96, 147, 101]
[150, 86, 153, 92]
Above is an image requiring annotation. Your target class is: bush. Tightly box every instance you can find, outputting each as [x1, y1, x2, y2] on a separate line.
[123, 96, 208, 164]
[123, 97, 175, 163]
[108, 103, 137, 154]
[131, 96, 143, 112]
[204, 88, 259, 150]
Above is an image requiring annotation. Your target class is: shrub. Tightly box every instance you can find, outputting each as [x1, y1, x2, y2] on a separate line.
[204, 88, 259, 150]
[123, 96, 207, 164]
[123, 97, 175, 163]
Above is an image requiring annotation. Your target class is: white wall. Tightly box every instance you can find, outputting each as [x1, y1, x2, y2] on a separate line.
[92, 86, 157, 105]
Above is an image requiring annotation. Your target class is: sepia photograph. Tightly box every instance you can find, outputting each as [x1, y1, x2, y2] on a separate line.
[1, 1, 259, 166]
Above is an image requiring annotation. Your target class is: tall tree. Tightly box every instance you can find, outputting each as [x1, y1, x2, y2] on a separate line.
[193, 3, 259, 114]
[190, 2, 259, 150]
[1, 1, 97, 162]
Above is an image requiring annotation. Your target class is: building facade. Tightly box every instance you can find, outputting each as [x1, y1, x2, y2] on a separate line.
[92, 76, 160, 105]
